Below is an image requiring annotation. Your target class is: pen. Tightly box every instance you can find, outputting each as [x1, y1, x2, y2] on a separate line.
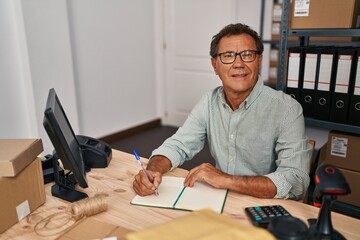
[133, 150, 159, 195]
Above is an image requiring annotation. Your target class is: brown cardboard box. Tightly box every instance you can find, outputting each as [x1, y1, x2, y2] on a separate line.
[125, 209, 274, 240]
[337, 168, 360, 207]
[0, 138, 43, 177]
[316, 143, 359, 206]
[290, 0, 360, 29]
[57, 217, 133, 240]
[0, 157, 46, 233]
[326, 131, 360, 172]
[290, 0, 360, 41]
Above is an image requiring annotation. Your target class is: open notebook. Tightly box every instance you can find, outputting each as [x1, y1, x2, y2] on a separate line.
[130, 176, 228, 213]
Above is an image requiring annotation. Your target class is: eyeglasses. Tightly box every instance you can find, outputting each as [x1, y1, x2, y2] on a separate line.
[216, 50, 260, 64]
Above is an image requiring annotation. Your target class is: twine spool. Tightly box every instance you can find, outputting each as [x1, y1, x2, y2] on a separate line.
[71, 195, 108, 221]
[34, 195, 108, 236]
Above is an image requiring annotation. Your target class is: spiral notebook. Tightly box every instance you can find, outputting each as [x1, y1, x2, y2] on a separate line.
[130, 176, 228, 213]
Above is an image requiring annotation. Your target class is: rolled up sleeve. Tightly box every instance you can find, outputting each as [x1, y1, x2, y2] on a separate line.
[266, 103, 312, 200]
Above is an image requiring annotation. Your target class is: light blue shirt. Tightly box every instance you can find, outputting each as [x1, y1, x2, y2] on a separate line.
[152, 77, 311, 200]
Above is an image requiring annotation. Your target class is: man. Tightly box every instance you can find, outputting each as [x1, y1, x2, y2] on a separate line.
[133, 23, 311, 200]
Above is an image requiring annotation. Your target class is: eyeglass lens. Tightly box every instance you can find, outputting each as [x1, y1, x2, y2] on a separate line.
[219, 50, 257, 64]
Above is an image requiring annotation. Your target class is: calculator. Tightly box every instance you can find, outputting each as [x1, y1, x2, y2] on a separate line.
[245, 205, 291, 228]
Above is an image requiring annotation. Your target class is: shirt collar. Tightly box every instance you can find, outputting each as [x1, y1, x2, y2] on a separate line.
[217, 75, 264, 111]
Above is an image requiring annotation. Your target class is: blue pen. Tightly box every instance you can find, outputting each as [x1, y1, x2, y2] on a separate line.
[133, 150, 159, 195]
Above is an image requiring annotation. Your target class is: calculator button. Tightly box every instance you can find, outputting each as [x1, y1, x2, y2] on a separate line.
[245, 205, 292, 228]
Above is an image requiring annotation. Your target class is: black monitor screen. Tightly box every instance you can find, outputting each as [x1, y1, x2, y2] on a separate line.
[43, 88, 88, 188]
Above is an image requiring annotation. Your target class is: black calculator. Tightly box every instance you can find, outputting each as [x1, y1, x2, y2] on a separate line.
[245, 205, 291, 228]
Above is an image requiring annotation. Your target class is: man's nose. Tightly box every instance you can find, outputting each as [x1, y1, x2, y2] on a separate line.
[233, 55, 245, 66]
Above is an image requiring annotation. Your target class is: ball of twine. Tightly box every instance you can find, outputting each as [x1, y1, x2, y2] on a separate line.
[71, 195, 108, 221]
[34, 195, 108, 236]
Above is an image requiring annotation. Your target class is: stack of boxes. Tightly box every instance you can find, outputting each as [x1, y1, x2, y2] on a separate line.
[268, 2, 282, 86]
[0, 139, 46, 234]
[324, 131, 360, 207]
[267, 0, 360, 85]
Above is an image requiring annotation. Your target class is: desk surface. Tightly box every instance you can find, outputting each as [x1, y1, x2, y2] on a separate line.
[2, 150, 360, 239]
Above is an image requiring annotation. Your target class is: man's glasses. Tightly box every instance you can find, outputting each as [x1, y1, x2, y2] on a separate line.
[216, 50, 260, 64]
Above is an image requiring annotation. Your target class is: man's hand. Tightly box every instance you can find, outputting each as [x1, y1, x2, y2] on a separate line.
[184, 163, 230, 188]
[184, 163, 277, 198]
[132, 155, 172, 196]
[133, 170, 162, 196]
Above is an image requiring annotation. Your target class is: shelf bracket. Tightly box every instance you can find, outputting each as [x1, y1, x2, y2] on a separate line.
[276, 0, 291, 91]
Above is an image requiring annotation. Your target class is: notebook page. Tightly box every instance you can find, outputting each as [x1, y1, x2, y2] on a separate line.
[175, 181, 228, 213]
[131, 177, 185, 208]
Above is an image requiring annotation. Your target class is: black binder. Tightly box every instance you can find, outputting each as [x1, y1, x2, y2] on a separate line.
[313, 47, 337, 121]
[348, 49, 360, 126]
[286, 47, 305, 102]
[301, 47, 320, 118]
[329, 48, 356, 124]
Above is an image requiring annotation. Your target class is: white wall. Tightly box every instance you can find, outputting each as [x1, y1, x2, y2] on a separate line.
[67, 0, 157, 137]
[0, 0, 159, 154]
[20, 0, 80, 153]
[0, 0, 275, 155]
[0, 0, 38, 138]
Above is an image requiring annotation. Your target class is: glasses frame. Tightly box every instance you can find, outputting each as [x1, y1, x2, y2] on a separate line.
[216, 50, 260, 64]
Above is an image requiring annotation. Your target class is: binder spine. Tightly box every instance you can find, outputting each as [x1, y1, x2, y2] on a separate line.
[286, 47, 305, 102]
[329, 49, 355, 124]
[314, 48, 336, 121]
[301, 47, 319, 118]
[348, 51, 360, 126]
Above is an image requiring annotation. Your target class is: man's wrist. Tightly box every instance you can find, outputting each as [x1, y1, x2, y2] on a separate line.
[147, 155, 172, 174]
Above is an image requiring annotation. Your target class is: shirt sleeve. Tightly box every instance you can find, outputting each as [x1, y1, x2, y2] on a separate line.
[151, 94, 209, 170]
[265, 102, 312, 200]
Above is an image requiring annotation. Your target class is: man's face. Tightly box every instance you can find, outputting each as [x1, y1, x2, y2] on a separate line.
[211, 34, 262, 98]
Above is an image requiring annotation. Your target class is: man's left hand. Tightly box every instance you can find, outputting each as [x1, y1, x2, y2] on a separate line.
[184, 163, 230, 188]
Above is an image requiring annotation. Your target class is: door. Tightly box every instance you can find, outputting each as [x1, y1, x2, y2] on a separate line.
[162, 0, 267, 126]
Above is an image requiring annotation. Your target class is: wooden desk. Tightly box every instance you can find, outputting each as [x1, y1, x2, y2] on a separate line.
[1, 150, 359, 239]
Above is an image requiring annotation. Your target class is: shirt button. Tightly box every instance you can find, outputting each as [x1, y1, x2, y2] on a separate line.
[230, 134, 234, 139]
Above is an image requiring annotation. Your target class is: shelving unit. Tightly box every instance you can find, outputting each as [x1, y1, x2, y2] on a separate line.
[277, 0, 360, 134]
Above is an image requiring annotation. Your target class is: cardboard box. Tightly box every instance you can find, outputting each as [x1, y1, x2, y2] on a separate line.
[290, 0, 360, 41]
[57, 217, 133, 240]
[337, 168, 360, 207]
[0, 138, 43, 177]
[326, 131, 360, 172]
[290, 0, 360, 29]
[0, 157, 46, 233]
[125, 209, 274, 240]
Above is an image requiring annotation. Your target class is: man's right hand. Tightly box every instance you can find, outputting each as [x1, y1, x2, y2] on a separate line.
[133, 169, 162, 196]
[132, 155, 172, 196]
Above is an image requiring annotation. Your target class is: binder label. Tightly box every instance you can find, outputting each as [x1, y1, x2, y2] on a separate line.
[330, 136, 348, 158]
[335, 55, 352, 93]
[318, 54, 333, 91]
[287, 53, 301, 88]
[355, 56, 360, 96]
[303, 53, 317, 89]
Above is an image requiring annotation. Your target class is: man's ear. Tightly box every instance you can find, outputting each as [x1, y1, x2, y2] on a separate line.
[211, 58, 218, 75]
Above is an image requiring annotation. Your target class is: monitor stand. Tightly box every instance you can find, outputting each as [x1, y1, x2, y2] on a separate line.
[51, 153, 88, 202]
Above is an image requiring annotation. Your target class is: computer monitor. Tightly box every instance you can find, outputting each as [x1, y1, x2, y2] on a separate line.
[43, 88, 88, 202]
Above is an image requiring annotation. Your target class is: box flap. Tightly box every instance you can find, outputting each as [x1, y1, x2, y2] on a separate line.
[57, 217, 133, 240]
[0, 139, 43, 177]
